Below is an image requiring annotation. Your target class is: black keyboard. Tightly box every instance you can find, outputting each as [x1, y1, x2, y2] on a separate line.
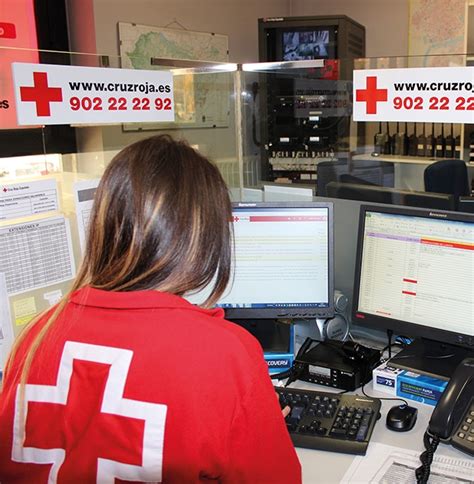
[276, 386, 381, 455]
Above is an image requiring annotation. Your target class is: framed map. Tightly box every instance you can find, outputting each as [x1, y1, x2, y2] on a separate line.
[409, 0, 466, 67]
[118, 22, 230, 131]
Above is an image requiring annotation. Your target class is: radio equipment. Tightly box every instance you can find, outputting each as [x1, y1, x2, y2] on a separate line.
[292, 338, 381, 391]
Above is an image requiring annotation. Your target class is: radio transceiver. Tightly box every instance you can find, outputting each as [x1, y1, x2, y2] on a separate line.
[293, 338, 381, 391]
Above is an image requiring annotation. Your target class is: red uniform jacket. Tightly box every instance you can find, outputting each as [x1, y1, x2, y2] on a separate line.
[0, 287, 301, 483]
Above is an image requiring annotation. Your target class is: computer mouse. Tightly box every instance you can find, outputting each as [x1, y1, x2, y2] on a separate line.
[386, 404, 418, 432]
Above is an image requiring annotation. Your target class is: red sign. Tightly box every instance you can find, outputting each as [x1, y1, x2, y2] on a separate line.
[0, 22, 16, 39]
[355, 76, 388, 114]
[20, 72, 63, 116]
[0, 0, 39, 129]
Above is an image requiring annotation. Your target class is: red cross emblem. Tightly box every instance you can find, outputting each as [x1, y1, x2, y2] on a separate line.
[12, 341, 167, 482]
[19, 72, 63, 117]
[355, 76, 388, 114]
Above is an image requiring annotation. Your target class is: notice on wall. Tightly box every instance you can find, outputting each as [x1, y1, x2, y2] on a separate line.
[13, 296, 36, 326]
[12, 62, 175, 126]
[0, 273, 14, 372]
[0, 216, 76, 295]
[73, 178, 100, 254]
[0, 178, 59, 221]
[353, 66, 474, 123]
[43, 289, 62, 307]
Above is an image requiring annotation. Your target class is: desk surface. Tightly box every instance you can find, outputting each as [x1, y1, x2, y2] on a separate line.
[289, 381, 465, 484]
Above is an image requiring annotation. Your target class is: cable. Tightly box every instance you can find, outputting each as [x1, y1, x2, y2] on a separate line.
[270, 369, 292, 381]
[387, 330, 393, 359]
[360, 382, 409, 406]
[415, 431, 440, 484]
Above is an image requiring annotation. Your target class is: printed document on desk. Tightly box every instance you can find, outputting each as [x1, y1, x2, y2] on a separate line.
[342, 442, 474, 483]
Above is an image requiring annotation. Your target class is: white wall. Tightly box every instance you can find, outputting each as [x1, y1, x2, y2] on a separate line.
[290, 0, 409, 58]
[85, 0, 291, 160]
[92, 0, 290, 62]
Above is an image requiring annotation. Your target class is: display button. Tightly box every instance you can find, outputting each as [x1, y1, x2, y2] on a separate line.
[468, 436, 474, 442]
[462, 425, 469, 431]
[466, 418, 473, 424]
[458, 432, 466, 439]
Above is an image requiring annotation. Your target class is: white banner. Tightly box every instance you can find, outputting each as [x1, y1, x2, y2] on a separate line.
[12, 63, 174, 125]
[353, 67, 474, 123]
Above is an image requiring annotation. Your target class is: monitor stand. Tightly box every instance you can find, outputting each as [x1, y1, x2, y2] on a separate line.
[230, 319, 291, 354]
[389, 339, 474, 381]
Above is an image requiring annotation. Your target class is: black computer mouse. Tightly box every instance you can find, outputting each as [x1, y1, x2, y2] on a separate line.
[386, 404, 418, 432]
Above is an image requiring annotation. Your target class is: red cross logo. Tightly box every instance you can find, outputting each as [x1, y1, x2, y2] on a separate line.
[19, 72, 63, 117]
[356, 76, 388, 114]
[2, 187, 7, 193]
[12, 341, 167, 482]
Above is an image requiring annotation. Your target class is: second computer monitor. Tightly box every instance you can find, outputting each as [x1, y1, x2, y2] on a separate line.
[352, 204, 474, 376]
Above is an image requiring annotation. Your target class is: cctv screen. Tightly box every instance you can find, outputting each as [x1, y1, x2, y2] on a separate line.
[282, 30, 330, 60]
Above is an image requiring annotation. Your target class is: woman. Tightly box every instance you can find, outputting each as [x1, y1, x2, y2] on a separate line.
[0, 135, 301, 483]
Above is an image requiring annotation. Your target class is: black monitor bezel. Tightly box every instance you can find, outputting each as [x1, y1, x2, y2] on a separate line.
[352, 204, 474, 350]
[224, 201, 335, 321]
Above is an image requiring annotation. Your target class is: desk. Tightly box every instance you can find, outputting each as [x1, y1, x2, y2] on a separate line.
[288, 381, 465, 483]
[351, 154, 474, 191]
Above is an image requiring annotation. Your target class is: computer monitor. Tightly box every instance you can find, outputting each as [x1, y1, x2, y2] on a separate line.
[459, 197, 474, 214]
[352, 204, 474, 378]
[187, 201, 334, 321]
[326, 181, 456, 211]
[317, 159, 394, 197]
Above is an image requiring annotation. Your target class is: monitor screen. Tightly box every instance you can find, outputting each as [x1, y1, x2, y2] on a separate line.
[187, 201, 334, 320]
[353, 205, 474, 349]
[282, 30, 330, 60]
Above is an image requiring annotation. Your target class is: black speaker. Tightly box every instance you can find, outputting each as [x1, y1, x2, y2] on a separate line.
[295, 290, 350, 346]
[316, 290, 350, 341]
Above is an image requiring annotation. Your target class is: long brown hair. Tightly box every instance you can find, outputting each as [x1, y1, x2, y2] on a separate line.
[3, 134, 233, 389]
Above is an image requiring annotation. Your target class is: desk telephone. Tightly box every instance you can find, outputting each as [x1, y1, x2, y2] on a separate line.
[416, 358, 474, 484]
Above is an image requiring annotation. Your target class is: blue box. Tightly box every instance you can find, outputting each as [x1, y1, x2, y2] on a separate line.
[373, 363, 405, 396]
[397, 371, 448, 406]
[264, 324, 294, 375]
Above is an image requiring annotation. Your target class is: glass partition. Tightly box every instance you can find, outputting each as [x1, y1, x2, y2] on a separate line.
[0, 46, 239, 362]
[1, 48, 474, 366]
[238, 56, 474, 207]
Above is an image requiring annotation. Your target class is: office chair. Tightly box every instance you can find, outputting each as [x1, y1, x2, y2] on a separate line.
[339, 173, 377, 186]
[424, 159, 470, 209]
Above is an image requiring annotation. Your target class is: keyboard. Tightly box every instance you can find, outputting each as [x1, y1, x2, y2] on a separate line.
[276, 386, 381, 455]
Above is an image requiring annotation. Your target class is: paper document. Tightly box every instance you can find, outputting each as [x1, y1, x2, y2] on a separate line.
[0, 179, 59, 221]
[0, 216, 76, 295]
[0, 273, 14, 371]
[342, 442, 474, 483]
[73, 179, 100, 253]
